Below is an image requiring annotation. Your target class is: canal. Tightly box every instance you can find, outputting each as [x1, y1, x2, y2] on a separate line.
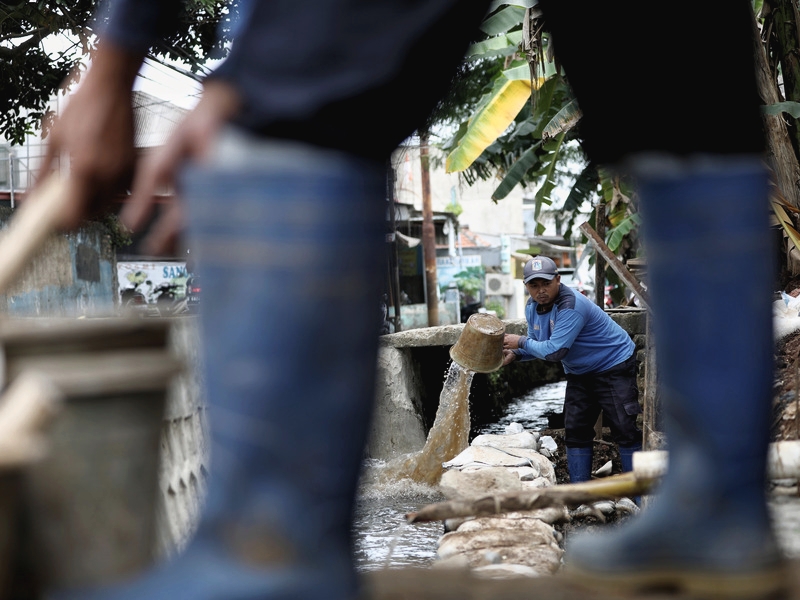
[353, 380, 567, 571]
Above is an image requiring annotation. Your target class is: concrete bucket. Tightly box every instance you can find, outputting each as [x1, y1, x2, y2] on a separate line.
[449, 313, 505, 373]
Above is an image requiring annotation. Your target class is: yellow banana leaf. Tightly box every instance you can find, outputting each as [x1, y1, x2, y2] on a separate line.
[446, 78, 538, 173]
[772, 199, 800, 252]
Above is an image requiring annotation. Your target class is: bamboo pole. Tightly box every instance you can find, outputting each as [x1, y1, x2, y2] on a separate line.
[406, 472, 658, 524]
[407, 442, 800, 524]
[579, 222, 650, 310]
[0, 173, 72, 295]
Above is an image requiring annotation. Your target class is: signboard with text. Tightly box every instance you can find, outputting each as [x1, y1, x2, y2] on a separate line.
[436, 255, 482, 288]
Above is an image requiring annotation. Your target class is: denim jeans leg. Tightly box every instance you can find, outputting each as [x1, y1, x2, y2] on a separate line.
[186, 141, 386, 599]
[53, 137, 388, 600]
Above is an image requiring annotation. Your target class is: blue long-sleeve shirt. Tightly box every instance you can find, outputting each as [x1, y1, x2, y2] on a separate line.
[514, 284, 634, 375]
[97, 0, 490, 159]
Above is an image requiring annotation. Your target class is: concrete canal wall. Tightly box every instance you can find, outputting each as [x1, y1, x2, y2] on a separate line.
[0, 209, 117, 317]
[158, 308, 647, 556]
[368, 308, 647, 461]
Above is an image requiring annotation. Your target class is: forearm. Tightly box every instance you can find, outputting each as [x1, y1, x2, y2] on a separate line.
[86, 39, 145, 93]
[41, 38, 146, 229]
[97, 0, 183, 54]
[517, 336, 568, 362]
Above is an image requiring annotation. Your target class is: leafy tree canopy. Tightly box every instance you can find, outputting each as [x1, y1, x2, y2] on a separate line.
[0, 0, 230, 144]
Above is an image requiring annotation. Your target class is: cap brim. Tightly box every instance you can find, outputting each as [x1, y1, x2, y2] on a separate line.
[523, 273, 556, 283]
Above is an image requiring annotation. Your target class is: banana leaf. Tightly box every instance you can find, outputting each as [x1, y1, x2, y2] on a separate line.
[772, 199, 800, 252]
[532, 131, 566, 234]
[479, 5, 526, 35]
[491, 140, 544, 200]
[466, 31, 523, 58]
[542, 98, 582, 139]
[606, 213, 641, 252]
[562, 164, 598, 213]
[488, 0, 539, 10]
[502, 64, 531, 80]
[762, 101, 800, 118]
[446, 78, 535, 173]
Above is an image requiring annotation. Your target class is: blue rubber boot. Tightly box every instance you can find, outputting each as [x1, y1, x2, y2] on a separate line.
[618, 443, 640, 474]
[618, 443, 641, 505]
[565, 159, 788, 598]
[566, 446, 593, 483]
[53, 136, 387, 600]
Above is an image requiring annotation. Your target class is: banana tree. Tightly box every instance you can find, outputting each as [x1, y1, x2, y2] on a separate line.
[440, 2, 642, 271]
[436, 0, 800, 289]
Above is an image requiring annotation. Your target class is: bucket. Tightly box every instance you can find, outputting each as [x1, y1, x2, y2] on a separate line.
[449, 313, 505, 373]
[0, 317, 182, 592]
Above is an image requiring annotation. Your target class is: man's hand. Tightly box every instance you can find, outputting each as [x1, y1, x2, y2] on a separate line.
[39, 41, 144, 230]
[120, 79, 241, 255]
[502, 349, 517, 366]
[503, 333, 523, 350]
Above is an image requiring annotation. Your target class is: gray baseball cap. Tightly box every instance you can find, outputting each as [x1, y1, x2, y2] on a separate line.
[523, 256, 558, 283]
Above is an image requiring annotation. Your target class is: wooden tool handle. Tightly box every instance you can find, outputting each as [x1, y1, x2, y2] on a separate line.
[0, 370, 63, 441]
[0, 173, 72, 295]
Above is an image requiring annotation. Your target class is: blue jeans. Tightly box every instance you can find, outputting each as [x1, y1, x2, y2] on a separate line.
[56, 131, 388, 600]
[181, 130, 386, 599]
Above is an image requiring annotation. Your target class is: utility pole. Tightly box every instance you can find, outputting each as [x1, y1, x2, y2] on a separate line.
[420, 133, 439, 327]
[385, 161, 401, 332]
[594, 202, 606, 308]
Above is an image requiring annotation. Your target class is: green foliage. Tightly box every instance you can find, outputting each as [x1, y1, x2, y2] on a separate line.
[439, 74, 578, 197]
[158, 0, 233, 71]
[762, 101, 800, 118]
[606, 213, 641, 252]
[430, 2, 644, 268]
[484, 298, 506, 318]
[97, 212, 133, 249]
[0, 1, 230, 144]
[444, 202, 463, 218]
[422, 57, 506, 134]
[531, 131, 566, 235]
[480, 6, 527, 36]
[491, 140, 543, 199]
[452, 266, 485, 300]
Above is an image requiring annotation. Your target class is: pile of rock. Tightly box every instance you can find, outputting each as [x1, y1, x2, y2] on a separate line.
[432, 423, 567, 578]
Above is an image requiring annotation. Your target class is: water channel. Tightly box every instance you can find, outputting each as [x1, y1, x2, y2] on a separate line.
[353, 380, 568, 572]
[352, 377, 800, 571]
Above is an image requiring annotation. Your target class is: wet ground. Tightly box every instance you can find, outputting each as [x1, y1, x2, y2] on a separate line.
[361, 565, 800, 600]
[355, 330, 800, 595]
[354, 381, 570, 572]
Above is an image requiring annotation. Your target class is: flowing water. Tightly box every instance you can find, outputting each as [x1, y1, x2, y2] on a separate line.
[373, 361, 474, 486]
[480, 380, 567, 434]
[353, 376, 800, 569]
[353, 377, 567, 571]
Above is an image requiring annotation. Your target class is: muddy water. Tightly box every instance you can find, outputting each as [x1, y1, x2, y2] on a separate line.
[354, 376, 800, 571]
[355, 375, 562, 571]
[355, 360, 476, 570]
[353, 477, 444, 571]
[374, 361, 474, 486]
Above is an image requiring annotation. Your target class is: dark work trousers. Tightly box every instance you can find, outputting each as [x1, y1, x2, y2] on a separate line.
[537, 0, 764, 163]
[563, 354, 641, 448]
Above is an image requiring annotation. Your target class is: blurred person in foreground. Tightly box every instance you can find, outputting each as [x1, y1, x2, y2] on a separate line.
[537, 0, 789, 597]
[39, 0, 787, 599]
[42, 1, 490, 599]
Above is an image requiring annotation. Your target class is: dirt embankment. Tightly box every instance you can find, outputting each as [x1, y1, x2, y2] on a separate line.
[774, 328, 800, 443]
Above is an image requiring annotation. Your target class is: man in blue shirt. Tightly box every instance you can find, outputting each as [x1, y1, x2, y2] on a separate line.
[503, 256, 642, 484]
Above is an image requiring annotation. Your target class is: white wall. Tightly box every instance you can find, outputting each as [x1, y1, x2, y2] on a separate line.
[392, 143, 526, 237]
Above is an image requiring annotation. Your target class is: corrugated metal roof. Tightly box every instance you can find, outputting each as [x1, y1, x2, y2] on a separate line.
[133, 91, 188, 149]
[458, 228, 493, 248]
